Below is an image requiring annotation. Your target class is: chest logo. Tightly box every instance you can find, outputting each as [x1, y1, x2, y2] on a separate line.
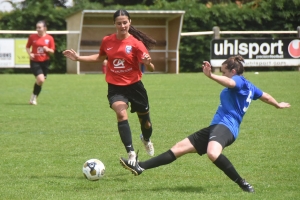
[45, 39, 50, 45]
[125, 45, 132, 54]
[113, 59, 125, 68]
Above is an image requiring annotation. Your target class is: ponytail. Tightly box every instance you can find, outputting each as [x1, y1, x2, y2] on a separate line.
[128, 25, 156, 50]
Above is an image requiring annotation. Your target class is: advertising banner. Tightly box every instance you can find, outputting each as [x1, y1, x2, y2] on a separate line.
[210, 38, 300, 67]
[15, 39, 30, 68]
[0, 39, 15, 68]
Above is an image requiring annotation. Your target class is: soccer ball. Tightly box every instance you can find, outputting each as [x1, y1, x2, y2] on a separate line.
[82, 159, 105, 181]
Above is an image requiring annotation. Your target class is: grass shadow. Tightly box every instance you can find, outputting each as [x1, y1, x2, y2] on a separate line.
[4, 102, 31, 106]
[151, 185, 205, 193]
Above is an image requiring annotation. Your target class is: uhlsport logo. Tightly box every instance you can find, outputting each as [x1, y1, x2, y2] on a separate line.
[288, 39, 300, 58]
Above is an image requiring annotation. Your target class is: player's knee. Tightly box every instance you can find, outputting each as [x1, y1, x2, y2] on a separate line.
[138, 113, 152, 129]
[206, 150, 220, 162]
[36, 77, 45, 85]
[143, 120, 151, 129]
[116, 109, 127, 121]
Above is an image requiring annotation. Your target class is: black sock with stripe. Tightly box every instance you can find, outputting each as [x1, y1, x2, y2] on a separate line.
[139, 149, 176, 170]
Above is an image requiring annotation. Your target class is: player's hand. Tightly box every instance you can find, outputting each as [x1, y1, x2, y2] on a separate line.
[202, 61, 212, 77]
[277, 102, 291, 109]
[43, 46, 49, 52]
[142, 53, 151, 65]
[29, 53, 35, 60]
[63, 49, 79, 61]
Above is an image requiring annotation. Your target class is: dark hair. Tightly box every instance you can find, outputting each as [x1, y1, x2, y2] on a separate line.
[37, 20, 47, 28]
[113, 9, 156, 50]
[222, 55, 245, 75]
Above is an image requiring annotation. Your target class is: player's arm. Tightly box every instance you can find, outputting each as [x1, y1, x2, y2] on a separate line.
[259, 92, 290, 109]
[44, 36, 55, 54]
[26, 47, 35, 60]
[26, 36, 35, 59]
[142, 53, 154, 72]
[43, 46, 54, 54]
[202, 61, 236, 88]
[63, 49, 103, 62]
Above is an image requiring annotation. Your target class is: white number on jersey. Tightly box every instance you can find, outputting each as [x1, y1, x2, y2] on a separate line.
[243, 90, 252, 112]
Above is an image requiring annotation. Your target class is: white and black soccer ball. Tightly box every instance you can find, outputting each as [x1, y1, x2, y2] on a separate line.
[82, 159, 105, 181]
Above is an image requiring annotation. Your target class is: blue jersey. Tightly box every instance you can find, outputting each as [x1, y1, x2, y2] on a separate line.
[210, 75, 263, 139]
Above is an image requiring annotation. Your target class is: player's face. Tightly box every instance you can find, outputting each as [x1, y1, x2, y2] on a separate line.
[221, 65, 236, 78]
[36, 23, 46, 35]
[114, 16, 131, 37]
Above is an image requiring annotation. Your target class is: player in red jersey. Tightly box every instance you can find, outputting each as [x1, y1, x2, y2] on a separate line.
[26, 20, 55, 105]
[63, 10, 157, 164]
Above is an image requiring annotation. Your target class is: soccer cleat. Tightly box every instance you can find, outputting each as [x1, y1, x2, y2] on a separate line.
[128, 151, 137, 166]
[140, 134, 154, 156]
[120, 151, 144, 176]
[29, 94, 37, 105]
[238, 179, 255, 193]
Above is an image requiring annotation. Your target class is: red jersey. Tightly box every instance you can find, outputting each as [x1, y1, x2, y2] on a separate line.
[26, 34, 55, 62]
[99, 34, 149, 86]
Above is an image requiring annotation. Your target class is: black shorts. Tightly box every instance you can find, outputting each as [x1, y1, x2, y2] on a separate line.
[187, 124, 235, 156]
[107, 81, 150, 113]
[30, 60, 50, 78]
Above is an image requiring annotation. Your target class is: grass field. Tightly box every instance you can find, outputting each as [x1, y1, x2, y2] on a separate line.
[0, 72, 299, 200]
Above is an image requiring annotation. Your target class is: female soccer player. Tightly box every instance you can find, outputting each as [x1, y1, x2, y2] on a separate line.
[120, 55, 290, 193]
[26, 20, 55, 105]
[63, 10, 156, 164]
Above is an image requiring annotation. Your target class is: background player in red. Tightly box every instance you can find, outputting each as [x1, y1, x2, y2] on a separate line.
[63, 10, 156, 164]
[26, 20, 55, 105]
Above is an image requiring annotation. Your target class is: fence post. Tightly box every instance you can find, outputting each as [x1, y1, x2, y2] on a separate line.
[298, 27, 300, 71]
[213, 26, 220, 39]
[212, 26, 221, 72]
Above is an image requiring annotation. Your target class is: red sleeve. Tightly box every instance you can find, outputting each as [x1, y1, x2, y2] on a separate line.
[99, 36, 108, 56]
[135, 41, 148, 63]
[26, 35, 33, 48]
[49, 35, 55, 51]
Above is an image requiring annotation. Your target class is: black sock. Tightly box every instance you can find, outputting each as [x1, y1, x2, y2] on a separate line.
[118, 120, 134, 153]
[139, 149, 176, 170]
[213, 154, 242, 183]
[33, 83, 42, 96]
[138, 112, 152, 141]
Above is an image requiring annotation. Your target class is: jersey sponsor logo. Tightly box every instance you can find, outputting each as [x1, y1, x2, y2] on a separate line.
[288, 39, 300, 58]
[45, 39, 50, 45]
[125, 45, 132, 54]
[37, 47, 44, 54]
[107, 47, 113, 50]
[113, 59, 125, 68]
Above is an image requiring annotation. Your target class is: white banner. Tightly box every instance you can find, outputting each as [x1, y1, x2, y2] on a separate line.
[0, 39, 15, 68]
[211, 59, 300, 67]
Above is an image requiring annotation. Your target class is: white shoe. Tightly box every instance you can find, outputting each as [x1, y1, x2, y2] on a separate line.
[128, 151, 137, 166]
[140, 134, 154, 156]
[29, 94, 37, 105]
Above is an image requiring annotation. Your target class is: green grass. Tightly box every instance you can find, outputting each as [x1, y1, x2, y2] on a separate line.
[0, 72, 299, 200]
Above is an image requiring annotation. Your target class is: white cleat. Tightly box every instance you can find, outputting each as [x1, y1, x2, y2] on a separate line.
[128, 151, 137, 166]
[29, 94, 37, 105]
[140, 134, 154, 156]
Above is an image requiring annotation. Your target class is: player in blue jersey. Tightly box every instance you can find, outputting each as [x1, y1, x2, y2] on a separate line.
[119, 55, 290, 193]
